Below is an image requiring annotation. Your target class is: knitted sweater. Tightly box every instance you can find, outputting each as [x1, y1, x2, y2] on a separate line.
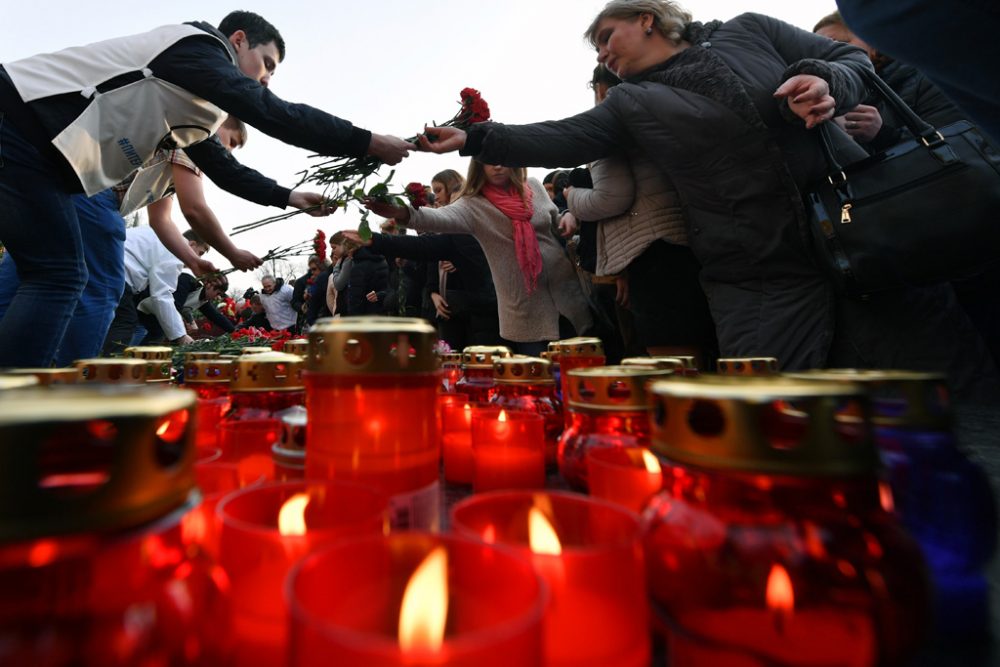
[567, 152, 687, 276]
[408, 179, 592, 342]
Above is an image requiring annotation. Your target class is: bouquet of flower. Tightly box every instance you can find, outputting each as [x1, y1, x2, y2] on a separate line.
[230, 88, 490, 238]
[313, 229, 327, 264]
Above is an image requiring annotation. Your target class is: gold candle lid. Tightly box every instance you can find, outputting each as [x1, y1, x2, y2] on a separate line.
[142, 359, 174, 383]
[566, 365, 674, 410]
[231, 351, 304, 392]
[3, 368, 78, 386]
[123, 346, 173, 361]
[649, 377, 877, 476]
[621, 357, 687, 372]
[75, 358, 148, 384]
[0, 375, 40, 391]
[184, 359, 234, 384]
[273, 406, 307, 466]
[307, 316, 439, 374]
[282, 339, 310, 358]
[0, 385, 197, 540]
[785, 369, 951, 429]
[240, 346, 274, 355]
[493, 357, 554, 385]
[440, 352, 464, 367]
[717, 357, 779, 376]
[184, 351, 220, 362]
[547, 337, 604, 358]
[461, 345, 513, 369]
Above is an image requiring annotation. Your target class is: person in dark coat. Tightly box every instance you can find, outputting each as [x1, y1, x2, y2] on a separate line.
[345, 246, 389, 316]
[421, 5, 871, 371]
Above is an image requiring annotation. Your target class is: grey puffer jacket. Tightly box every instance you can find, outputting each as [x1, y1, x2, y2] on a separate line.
[567, 152, 686, 276]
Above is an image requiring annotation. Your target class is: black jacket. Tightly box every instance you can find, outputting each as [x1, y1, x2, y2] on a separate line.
[346, 247, 389, 316]
[370, 232, 496, 301]
[867, 59, 967, 151]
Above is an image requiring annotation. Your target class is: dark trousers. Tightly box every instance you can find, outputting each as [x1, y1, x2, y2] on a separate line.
[102, 288, 137, 356]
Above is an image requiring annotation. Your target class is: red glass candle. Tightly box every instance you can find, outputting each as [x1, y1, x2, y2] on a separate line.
[225, 351, 306, 420]
[0, 385, 231, 665]
[439, 352, 464, 393]
[189, 445, 268, 560]
[586, 445, 664, 514]
[547, 337, 605, 428]
[490, 356, 562, 467]
[305, 318, 441, 530]
[218, 418, 282, 484]
[196, 395, 231, 450]
[557, 365, 672, 491]
[217, 480, 388, 667]
[455, 345, 511, 403]
[272, 406, 307, 481]
[441, 398, 477, 485]
[287, 532, 546, 667]
[451, 491, 650, 667]
[184, 358, 234, 400]
[472, 409, 546, 492]
[644, 377, 930, 666]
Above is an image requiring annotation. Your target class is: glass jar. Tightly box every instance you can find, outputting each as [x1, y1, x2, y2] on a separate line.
[788, 369, 997, 639]
[643, 376, 930, 667]
[305, 317, 442, 530]
[490, 356, 562, 467]
[439, 351, 464, 393]
[557, 365, 673, 491]
[548, 338, 605, 427]
[0, 385, 230, 666]
[455, 345, 512, 403]
[224, 351, 305, 422]
[184, 358, 234, 401]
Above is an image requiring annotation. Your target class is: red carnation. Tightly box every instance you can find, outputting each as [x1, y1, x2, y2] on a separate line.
[405, 182, 429, 209]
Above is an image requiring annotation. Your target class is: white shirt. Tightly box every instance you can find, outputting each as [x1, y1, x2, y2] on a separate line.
[124, 226, 186, 341]
[259, 283, 297, 330]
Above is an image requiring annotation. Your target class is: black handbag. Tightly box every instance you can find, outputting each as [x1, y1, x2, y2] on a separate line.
[806, 68, 1000, 295]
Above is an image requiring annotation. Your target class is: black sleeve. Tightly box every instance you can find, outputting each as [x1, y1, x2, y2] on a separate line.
[184, 137, 291, 208]
[151, 34, 372, 159]
[305, 271, 331, 324]
[290, 276, 307, 312]
[369, 232, 456, 262]
[200, 302, 236, 333]
[463, 102, 631, 168]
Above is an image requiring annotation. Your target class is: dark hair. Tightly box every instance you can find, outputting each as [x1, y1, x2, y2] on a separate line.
[182, 229, 207, 246]
[590, 64, 622, 91]
[813, 10, 845, 33]
[218, 11, 286, 61]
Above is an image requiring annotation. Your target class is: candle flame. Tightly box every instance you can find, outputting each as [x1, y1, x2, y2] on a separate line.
[398, 545, 449, 653]
[765, 563, 794, 613]
[498, 409, 508, 423]
[640, 449, 662, 474]
[528, 507, 562, 555]
[878, 481, 895, 514]
[277, 493, 310, 537]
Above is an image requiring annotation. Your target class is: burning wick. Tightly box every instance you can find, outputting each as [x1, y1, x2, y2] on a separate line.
[399, 545, 449, 652]
[766, 563, 794, 635]
[277, 493, 310, 537]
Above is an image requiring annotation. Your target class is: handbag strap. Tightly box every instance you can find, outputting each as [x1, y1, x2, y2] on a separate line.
[818, 67, 956, 177]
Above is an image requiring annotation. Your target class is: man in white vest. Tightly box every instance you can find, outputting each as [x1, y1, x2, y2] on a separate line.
[0, 10, 414, 366]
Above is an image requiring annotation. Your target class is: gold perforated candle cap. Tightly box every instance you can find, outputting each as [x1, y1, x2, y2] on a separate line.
[240, 346, 274, 356]
[493, 356, 554, 384]
[785, 369, 951, 430]
[717, 357, 779, 376]
[124, 346, 173, 361]
[461, 345, 513, 369]
[184, 359, 234, 384]
[184, 351, 220, 362]
[649, 376, 878, 476]
[566, 365, 674, 410]
[307, 317, 439, 374]
[621, 357, 687, 372]
[231, 351, 305, 392]
[282, 339, 310, 358]
[440, 352, 463, 367]
[273, 406, 307, 468]
[4, 368, 77, 385]
[75, 358, 148, 384]
[547, 337, 604, 359]
[0, 385, 197, 540]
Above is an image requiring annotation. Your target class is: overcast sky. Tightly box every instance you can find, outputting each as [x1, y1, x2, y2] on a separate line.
[6, 0, 838, 294]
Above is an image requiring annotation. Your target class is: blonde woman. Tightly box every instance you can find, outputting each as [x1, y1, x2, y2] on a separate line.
[360, 160, 592, 355]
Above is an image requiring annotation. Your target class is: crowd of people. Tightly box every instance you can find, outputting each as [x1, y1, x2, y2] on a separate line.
[0, 1, 997, 401]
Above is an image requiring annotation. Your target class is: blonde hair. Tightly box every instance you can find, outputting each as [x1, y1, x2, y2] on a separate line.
[460, 160, 528, 201]
[586, 0, 691, 47]
[432, 169, 465, 198]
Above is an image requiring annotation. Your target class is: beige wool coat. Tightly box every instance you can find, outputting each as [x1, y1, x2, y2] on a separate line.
[408, 178, 592, 342]
[567, 152, 687, 276]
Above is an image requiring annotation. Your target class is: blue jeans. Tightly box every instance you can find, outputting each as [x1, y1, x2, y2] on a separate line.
[0, 114, 87, 367]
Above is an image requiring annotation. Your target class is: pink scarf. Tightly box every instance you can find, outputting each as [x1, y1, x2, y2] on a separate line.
[482, 183, 542, 294]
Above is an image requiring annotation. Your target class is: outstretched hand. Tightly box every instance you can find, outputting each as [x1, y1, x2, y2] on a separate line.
[188, 257, 219, 278]
[363, 198, 411, 224]
[417, 126, 467, 154]
[227, 248, 263, 272]
[367, 133, 416, 165]
[289, 191, 333, 216]
[340, 230, 371, 247]
[774, 74, 835, 129]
